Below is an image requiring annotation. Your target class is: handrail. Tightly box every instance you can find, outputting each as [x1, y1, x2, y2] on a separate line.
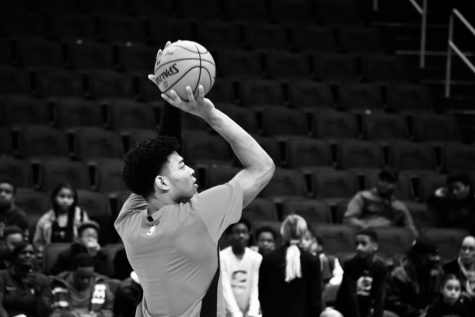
[445, 8, 475, 98]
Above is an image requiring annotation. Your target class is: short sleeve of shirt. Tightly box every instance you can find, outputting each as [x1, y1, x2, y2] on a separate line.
[191, 182, 243, 242]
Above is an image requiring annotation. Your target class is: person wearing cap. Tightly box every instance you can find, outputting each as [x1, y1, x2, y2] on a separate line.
[50, 221, 108, 276]
[50, 253, 113, 317]
[385, 238, 443, 317]
[343, 169, 419, 239]
[427, 172, 475, 235]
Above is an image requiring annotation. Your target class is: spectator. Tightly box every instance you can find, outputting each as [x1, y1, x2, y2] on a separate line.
[252, 226, 277, 256]
[427, 173, 475, 234]
[50, 221, 108, 276]
[50, 253, 113, 317]
[220, 218, 262, 317]
[0, 226, 25, 269]
[113, 271, 142, 317]
[329, 229, 387, 317]
[34, 183, 89, 253]
[0, 181, 29, 238]
[385, 238, 443, 317]
[443, 235, 475, 296]
[343, 169, 419, 238]
[426, 274, 471, 317]
[0, 241, 51, 317]
[259, 214, 322, 317]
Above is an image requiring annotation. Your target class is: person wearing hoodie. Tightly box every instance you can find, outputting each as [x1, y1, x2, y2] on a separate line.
[50, 253, 113, 317]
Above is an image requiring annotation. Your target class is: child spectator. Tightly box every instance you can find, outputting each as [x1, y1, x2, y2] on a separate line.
[34, 183, 89, 253]
[443, 235, 475, 296]
[253, 226, 277, 256]
[426, 274, 471, 317]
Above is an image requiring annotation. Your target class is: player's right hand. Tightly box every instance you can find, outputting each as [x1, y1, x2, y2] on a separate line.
[161, 85, 215, 120]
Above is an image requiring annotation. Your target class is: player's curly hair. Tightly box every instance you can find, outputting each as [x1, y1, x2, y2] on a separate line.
[122, 137, 180, 197]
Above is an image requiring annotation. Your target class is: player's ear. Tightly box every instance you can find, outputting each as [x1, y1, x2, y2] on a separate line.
[155, 175, 170, 192]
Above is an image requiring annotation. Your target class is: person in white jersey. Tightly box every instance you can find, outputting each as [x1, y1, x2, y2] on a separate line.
[115, 46, 275, 317]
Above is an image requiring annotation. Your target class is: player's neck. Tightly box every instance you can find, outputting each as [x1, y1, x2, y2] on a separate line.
[147, 195, 175, 215]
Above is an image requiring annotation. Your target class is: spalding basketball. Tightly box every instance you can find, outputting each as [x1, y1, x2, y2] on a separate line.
[154, 40, 216, 101]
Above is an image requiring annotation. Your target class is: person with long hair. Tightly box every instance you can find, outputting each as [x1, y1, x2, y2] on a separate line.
[258, 214, 322, 317]
[33, 183, 89, 253]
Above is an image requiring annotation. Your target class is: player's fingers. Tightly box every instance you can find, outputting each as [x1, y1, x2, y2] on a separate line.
[185, 86, 195, 103]
[147, 74, 157, 85]
[169, 89, 182, 103]
[197, 85, 205, 101]
[165, 41, 171, 47]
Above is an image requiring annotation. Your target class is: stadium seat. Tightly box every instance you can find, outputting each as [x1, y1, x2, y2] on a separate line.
[337, 83, 384, 111]
[35, 67, 84, 98]
[282, 199, 332, 224]
[0, 128, 13, 155]
[386, 83, 433, 112]
[441, 143, 475, 173]
[223, 0, 269, 22]
[336, 139, 384, 171]
[290, 25, 337, 52]
[39, 0, 80, 12]
[67, 42, 115, 70]
[98, 15, 147, 44]
[0, 65, 31, 95]
[117, 44, 155, 72]
[337, 27, 384, 53]
[312, 224, 357, 257]
[16, 39, 63, 67]
[312, 109, 358, 140]
[81, 0, 128, 13]
[148, 19, 193, 47]
[374, 227, 415, 259]
[77, 189, 111, 221]
[36, 159, 90, 191]
[101, 243, 125, 277]
[129, 0, 175, 16]
[2, 12, 46, 38]
[0, 157, 32, 188]
[90, 159, 128, 193]
[217, 50, 263, 79]
[204, 165, 240, 189]
[220, 104, 258, 132]
[71, 127, 123, 160]
[49, 14, 97, 41]
[284, 137, 333, 170]
[260, 168, 309, 201]
[316, 0, 361, 26]
[333, 199, 351, 224]
[259, 107, 308, 137]
[288, 81, 334, 109]
[196, 22, 242, 50]
[53, 98, 103, 128]
[422, 228, 470, 260]
[264, 51, 313, 80]
[361, 113, 410, 141]
[243, 23, 289, 50]
[361, 55, 408, 83]
[0, 39, 12, 65]
[106, 99, 156, 130]
[242, 198, 279, 222]
[181, 112, 210, 132]
[122, 129, 157, 152]
[252, 135, 283, 167]
[239, 79, 285, 107]
[313, 53, 359, 83]
[388, 141, 437, 173]
[404, 201, 435, 229]
[205, 78, 237, 104]
[14, 125, 69, 158]
[86, 70, 134, 99]
[313, 169, 358, 202]
[43, 243, 71, 274]
[364, 170, 414, 201]
[15, 188, 50, 216]
[181, 131, 232, 166]
[417, 173, 447, 201]
[0, 95, 49, 126]
[269, 0, 316, 23]
[176, 0, 223, 20]
[109, 190, 132, 217]
[411, 113, 459, 142]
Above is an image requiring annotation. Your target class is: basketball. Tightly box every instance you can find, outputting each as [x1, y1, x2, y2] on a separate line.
[153, 40, 216, 101]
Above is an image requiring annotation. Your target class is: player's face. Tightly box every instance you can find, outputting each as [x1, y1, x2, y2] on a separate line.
[442, 278, 461, 305]
[0, 183, 14, 207]
[163, 152, 198, 202]
[356, 235, 377, 259]
[231, 223, 250, 249]
[257, 232, 275, 255]
[460, 237, 475, 264]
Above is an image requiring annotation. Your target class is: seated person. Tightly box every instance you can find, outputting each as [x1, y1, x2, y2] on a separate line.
[0, 181, 29, 238]
[426, 274, 472, 317]
[443, 235, 475, 297]
[0, 226, 25, 269]
[50, 221, 108, 276]
[251, 226, 277, 256]
[385, 238, 444, 317]
[328, 229, 387, 317]
[427, 172, 475, 234]
[50, 254, 113, 317]
[113, 271, 143, 317]
[343, 169, 419, 238]
[0, 241, 51, 317]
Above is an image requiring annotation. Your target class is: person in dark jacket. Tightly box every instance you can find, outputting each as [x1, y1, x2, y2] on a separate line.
[0, 226, 25, 270]
[50, 221, 108, 276]
[0, 181, 29, 238]
[258, 214, 322, 317]
[385, 238, 444, 317]
[113, 271, 143, 317]
[333, 229, 387, 317]
[426, 274, 472, 317]
[443, 235, 475, 296]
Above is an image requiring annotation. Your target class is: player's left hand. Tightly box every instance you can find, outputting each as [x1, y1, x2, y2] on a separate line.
[148, 41, 172, 90]
[161, 85, 215, 120]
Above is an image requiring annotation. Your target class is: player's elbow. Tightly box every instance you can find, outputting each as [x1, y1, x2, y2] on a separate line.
[261, 158, 275, 185]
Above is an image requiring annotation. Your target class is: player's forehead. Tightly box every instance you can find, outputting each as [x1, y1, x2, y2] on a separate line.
[167, 151, 185, 165]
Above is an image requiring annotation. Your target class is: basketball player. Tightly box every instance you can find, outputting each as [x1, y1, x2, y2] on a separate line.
[115, 52, 275, 316]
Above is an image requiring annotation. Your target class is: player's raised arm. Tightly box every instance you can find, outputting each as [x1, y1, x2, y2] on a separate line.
[161, 86, 275, 207]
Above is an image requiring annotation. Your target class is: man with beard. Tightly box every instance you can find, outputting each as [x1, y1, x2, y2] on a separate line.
[343, 169, 418, 238]
[220, 219, 262, 317]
